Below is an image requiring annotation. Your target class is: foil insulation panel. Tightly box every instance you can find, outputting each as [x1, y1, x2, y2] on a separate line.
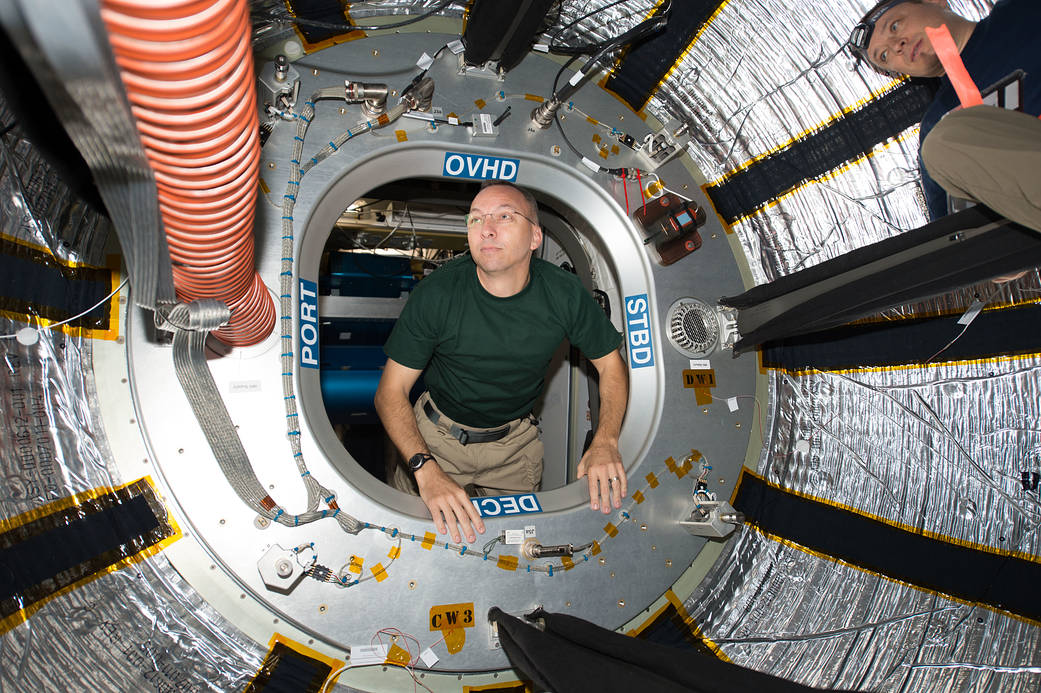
[766, 359, 1041, 559]
[640, 0, 995, 283]
[685, 526, 1041, 692]
[540, 0, 659, 54]
[0, 109, 264, 692]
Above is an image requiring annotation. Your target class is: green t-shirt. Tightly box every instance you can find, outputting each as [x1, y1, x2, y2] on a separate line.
[384, 255, 622, 428]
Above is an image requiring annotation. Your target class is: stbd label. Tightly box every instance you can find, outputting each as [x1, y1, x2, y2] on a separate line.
[299, 278, 319, 369]
[470, 493, 542, 518]
[624, 294, 655, 369]
[442, 151, 519, 181]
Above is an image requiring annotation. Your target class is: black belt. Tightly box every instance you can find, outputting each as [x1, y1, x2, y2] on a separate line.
[423, 401, 510, 445]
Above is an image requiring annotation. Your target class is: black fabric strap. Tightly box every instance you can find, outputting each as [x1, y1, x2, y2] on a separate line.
[733, 472, 1041, 623]
[423, 400, 510, 445]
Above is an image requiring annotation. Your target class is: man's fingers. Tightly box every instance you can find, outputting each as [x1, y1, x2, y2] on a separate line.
[461, 497, 486, 536]
[610, 474, 624, 508]
[432, 508, 449, 538]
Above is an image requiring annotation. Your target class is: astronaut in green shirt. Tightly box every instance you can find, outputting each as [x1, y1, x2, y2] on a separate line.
[375, 182, 629, 544]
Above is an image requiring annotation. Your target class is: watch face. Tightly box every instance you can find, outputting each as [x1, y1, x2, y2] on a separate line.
[409, 453, 431, 471]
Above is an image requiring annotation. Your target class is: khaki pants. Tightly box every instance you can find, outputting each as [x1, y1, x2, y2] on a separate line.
[922, 105, 1041, 232]
[390, 392, 543, 497]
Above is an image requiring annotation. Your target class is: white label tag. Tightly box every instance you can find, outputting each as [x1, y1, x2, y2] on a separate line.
[689, 359, 711, 370]
[726, 397, 739, 412]
[504, 530, 524, 545]
[533, 43, 549, 53]
[524, 525, 537, 538]
[957, 299, 985, 326]
[229, 380, 261, 394]
[416, 52, 434, 70]
[419, 648, 439, 666]
[448, 40, 465, 54]
[350, 644, 388, 665]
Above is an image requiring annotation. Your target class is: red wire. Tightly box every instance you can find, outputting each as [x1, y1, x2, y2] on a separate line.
[621, 172, 630, 215]
[636, 169, 646, 215]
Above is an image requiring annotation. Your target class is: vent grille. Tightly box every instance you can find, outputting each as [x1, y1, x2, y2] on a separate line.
[667, 299, 719, 357]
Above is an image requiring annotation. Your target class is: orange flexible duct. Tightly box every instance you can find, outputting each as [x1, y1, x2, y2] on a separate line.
[100, 0, 275, 346]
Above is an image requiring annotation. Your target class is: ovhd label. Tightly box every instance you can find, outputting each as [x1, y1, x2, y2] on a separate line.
[624, 294, 655, 368]
[299, 278, 319, 369]
[442, 151, 519, 181]
[470, 493, 542, 518]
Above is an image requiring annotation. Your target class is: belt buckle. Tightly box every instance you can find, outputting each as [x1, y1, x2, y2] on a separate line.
[457, 428, 470, 446]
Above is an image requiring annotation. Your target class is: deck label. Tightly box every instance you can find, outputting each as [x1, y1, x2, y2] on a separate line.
[470, 493, 542, 518]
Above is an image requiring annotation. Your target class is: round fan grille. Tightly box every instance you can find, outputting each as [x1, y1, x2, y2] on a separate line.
[667, 299, 719, 357]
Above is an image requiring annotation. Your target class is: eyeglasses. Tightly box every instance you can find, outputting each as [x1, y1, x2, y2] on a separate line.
[465, 209, 538, 230]
[848, 0, 908, 68]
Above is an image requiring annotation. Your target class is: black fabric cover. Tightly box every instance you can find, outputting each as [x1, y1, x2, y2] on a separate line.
[603, 0, 722, 112]
[0, 235, 115, 332]
[462, 0, 558, 72]
[244, 641, 332, 693]
[287, 0, 354, 44]
[723, 206, 1041, 353]
[0, 480, 173, 623]
[706, 80, 936, 224]
[489, 607, 849, 693]
[733, 472, 1041, 623]
[762, 301, 1041, 372]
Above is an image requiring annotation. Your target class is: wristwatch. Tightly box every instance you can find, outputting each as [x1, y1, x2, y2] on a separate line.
[408, 452, 436, 473]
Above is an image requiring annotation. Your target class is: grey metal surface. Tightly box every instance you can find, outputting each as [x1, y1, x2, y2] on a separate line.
[124, 31, 756, 671]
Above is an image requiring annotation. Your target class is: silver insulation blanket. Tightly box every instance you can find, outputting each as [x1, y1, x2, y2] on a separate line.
[2, 1, 1039, 691]
[0, 108, 265, 692]
[686, 525, 1041, 692]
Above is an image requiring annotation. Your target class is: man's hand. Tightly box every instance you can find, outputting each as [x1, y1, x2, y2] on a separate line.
[577, 441, 626, 513]
[414, 461, 486, 543]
